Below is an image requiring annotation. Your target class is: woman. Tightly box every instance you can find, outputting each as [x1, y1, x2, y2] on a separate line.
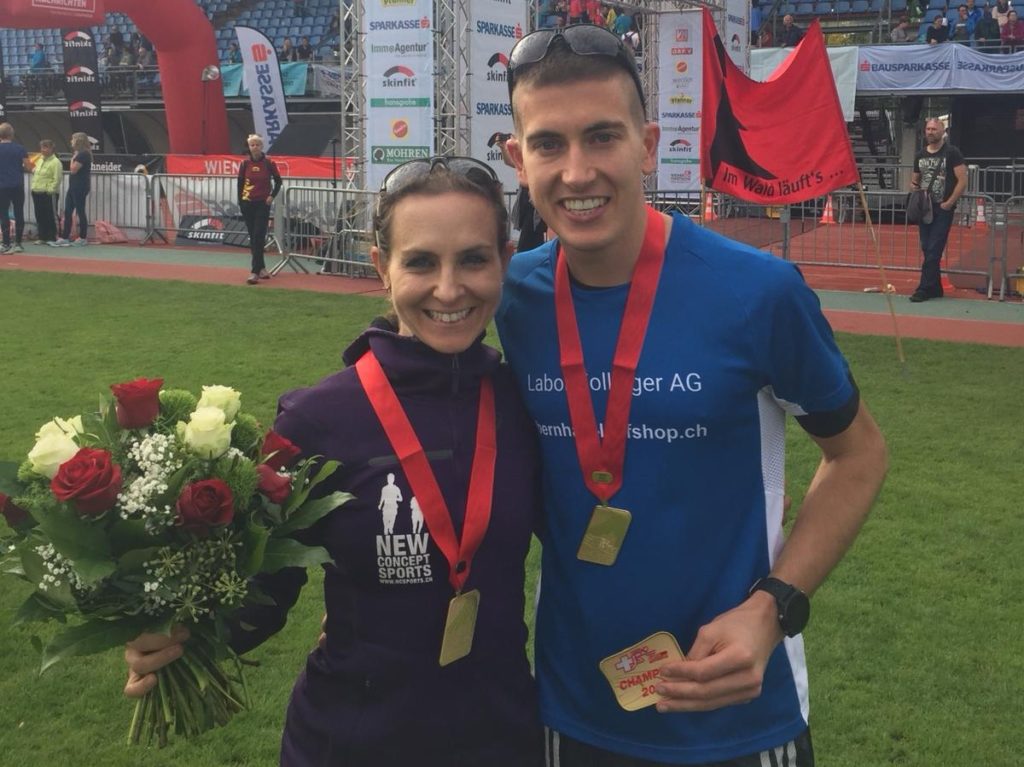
[1002, 9, 1024, 50]
[0, 122, 31, 254]
[30, 139, 62, 244]
[236, 134, 282, 284]
[926, 13, 949, 43]
[125, 156, 544, 766]
[51, 132, 91, 247]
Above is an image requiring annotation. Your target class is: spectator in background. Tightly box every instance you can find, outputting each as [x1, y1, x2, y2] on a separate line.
[0, 122, 30, 254]
[29, 43, 49, 71]
[612, 10, 633, 36]
[891, 15, 915, 41]
[30, 139, 62, 245]
[780, 14, 805, 45]
[109, 26, 124, 53]
[751, 4, 764, 45]
[927, 13, 949, 42]
[103, 42, 121, 68]
[225, 41, 241, 64]
[119, 46, 136, 67]
[974, 6, 1003, 49]
[622, 19, 641, 54]
[991, 0, 1013, 27]
[568, 0, 583, 24]
[966, 0, 984, 25]
[604, 2, 617, 30]
[280, 36, 298, 62]
[948, 4, 976, 42]
[136, 45, 154, 68]
[296, 36, 314, 61]
[51, 132, 92, 248]
[1003, 9, 1024, 48]
[585, 0, 602, 25]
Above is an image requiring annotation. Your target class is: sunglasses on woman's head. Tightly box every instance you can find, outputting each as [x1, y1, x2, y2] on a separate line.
[379, 156, 500, 198]
[506, 24, 646, 111]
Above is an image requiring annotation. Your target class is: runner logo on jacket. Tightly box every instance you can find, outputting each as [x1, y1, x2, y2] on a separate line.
[375, 473, 433, 584]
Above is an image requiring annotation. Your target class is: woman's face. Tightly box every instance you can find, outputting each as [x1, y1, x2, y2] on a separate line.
[248, 138, 264, 157]
[372, 190, 511, 355]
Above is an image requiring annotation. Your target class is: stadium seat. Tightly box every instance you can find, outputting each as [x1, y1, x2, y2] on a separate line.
[795, 2, 814, 14]
[780, 3, 797, 13]
[815, 1, 834, 13]
[835, 0, 853, 11]
[891, 0, 908, 10]
[851, 0, 870, 11]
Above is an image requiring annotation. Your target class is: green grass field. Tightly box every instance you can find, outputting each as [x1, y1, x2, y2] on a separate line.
[0, 271, 1020, 766]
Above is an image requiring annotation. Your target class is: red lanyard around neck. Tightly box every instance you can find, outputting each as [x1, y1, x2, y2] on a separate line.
[554, 205, 666, 503]
[355, 350, 496, 593]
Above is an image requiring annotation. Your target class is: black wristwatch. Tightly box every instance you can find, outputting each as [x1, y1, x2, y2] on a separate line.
[750, 577, 810, 637]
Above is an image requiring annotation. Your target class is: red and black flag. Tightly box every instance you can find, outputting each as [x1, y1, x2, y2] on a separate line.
[700, 10, 857, 204]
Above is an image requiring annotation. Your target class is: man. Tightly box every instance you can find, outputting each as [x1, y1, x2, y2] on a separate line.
[780, 14, 805, 46]
[909, 118, 967, 303]
[948, 4, 976, 42]
[991, 0, 1013, 28]
[498, 25, 888, 767]
[890, 15, 914, 42]
[29, 43, 48, 71]
[296, 36, 314, 61]
[974, 6, 1003, 49]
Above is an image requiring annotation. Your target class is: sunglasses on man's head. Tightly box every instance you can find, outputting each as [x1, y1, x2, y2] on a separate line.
[506, 24, 646, 111]
[379, 155, 499, 198]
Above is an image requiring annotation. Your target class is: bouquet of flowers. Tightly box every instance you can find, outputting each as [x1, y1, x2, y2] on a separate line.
[0, 378, 350, 747]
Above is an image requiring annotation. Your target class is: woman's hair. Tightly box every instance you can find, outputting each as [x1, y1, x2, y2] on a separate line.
[39, 139, 55, 150]
[0, 123, 14, 140]
[70, 132, 92, 153]
[247, 134, 263, 145]
[372, 166, 509, 262]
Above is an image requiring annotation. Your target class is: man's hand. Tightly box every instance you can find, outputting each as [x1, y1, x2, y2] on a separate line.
[940, 200, 954, 210]
[654, 591, 782, 713]
[123, 625, 190, 698]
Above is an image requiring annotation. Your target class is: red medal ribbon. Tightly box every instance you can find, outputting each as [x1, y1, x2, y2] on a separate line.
[355, 350, 496, 593]
[555, 205, 666, 503]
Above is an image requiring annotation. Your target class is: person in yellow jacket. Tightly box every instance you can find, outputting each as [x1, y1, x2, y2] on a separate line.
[31, 139, 62, 244]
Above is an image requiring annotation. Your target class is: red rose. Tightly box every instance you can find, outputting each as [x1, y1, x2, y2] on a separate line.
[110, 377, 164, 429]
[51, 447, 123, 516]
[257, 464, 292, 504]
[261, 430, 301, 470]
[0, 492, 30, 528]
[176, 479, 234, 534]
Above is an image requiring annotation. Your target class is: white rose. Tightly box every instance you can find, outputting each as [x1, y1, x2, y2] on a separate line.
[35, 415, 85, 440]
[28, 433, 80, 478]
[179, 407, 235, 459]
[196, 385, 242, 422]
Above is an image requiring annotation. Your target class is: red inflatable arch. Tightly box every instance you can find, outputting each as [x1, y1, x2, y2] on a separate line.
[1, 0, 229, 154]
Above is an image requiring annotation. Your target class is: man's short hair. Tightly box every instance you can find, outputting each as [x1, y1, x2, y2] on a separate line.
[510, 38, 645, 128]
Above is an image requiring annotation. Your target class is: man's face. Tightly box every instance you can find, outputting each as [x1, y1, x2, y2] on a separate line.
[784, 14, 794, 26]
[924, 121, 945, 145]
[508, 72, 658, 262]
[959, 7, 968, 18]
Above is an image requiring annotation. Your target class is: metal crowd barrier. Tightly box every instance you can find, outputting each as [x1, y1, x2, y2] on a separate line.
[996, 195, 1024, 302]
[20, 171, 149, 241]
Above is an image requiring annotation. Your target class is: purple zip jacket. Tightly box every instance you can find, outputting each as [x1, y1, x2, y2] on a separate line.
[233, 323, 544, 766]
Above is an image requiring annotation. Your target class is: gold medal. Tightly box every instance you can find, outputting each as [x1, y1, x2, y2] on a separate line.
[577, 504, 631, 566]
[438, 589, 480, 666]
[598, 631, 686, 711]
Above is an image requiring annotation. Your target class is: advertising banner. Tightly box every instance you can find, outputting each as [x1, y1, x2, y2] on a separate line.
[61, 28, 103, 151]
[468, 2, 527, 192]
[857, 43, 1024, 93]
[166, 154, 352, 179]
[32, 0, 98, 17]
[657, 11, 703, 192]
[724, 0, 750, 72]
[363, 0, 434, 189]
[0, 38, 7, 122]
[236, 26, 290, 149]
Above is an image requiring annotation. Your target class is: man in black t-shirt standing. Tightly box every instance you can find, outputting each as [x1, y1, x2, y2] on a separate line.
[909, 118, 967, 302]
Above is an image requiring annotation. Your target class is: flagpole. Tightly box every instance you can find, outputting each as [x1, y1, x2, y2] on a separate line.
[855, 182, 906, 366]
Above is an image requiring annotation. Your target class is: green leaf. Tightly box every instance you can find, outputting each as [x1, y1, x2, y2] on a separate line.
[280, 459, 339, 517]
[13, 592, 69, 626]
[41, 615, 152, 673]
[238, 522, 269, 578]
[0, 460, 22, 497]
[117, 547, 162, 574]
[32, 503, 115, 586]
[277, 491, 353, 536]
[259, 538, 332, 574]
[108, 518, 166, 555]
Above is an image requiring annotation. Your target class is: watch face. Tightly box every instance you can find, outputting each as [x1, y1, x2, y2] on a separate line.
[781, 590, 810, 636]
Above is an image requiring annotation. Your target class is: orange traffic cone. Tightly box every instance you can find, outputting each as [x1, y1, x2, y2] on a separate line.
[940, 273, 956, 295]
[819, 195, 836, 225]
[974, 198, 987, 229]
[703, 191, 717, 222]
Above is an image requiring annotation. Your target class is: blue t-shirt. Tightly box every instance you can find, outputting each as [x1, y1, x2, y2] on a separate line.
[68, 151, 92, 193]
[496, 213, 854, 763]
[0, 142, 27, 189]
